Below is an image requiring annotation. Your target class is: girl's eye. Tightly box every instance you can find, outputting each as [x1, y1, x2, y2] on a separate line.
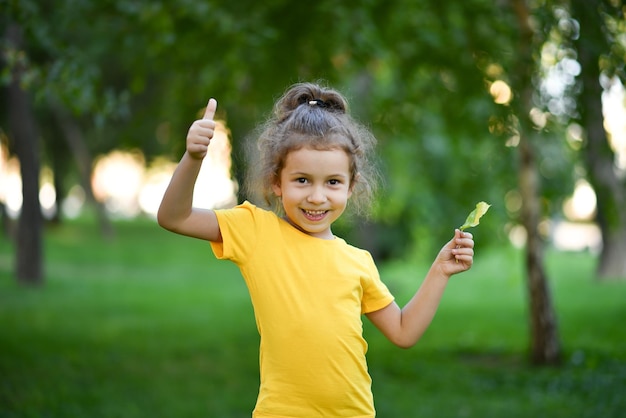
[328, 179, 341, 185]
[296, 178, 308, 184]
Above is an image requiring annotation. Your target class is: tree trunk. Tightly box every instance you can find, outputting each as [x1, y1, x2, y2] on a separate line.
[50, 100, 115, 240]
[510, 0, 561, 365]
[6, 23, 44, 285]
[519, 138, 561, 364]
[571, 0, 626, 280]
[41, 110, 68, 225]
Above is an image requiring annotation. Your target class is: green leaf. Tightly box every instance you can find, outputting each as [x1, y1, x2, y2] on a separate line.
[459, 201, 491, 231]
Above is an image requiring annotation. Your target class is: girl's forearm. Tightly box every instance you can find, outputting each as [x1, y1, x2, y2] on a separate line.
[369, 232, 473, 348]
[396, 267, 450, 348]
[368, 265, 451, 349]
[395, 231, 474, 347]
[157, 152, 202, 230]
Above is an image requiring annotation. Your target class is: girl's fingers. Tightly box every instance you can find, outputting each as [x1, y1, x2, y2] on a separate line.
[455, 232, 474, 248]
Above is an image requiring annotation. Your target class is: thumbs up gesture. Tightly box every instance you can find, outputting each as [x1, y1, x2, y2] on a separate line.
[186, 98, 218, 160]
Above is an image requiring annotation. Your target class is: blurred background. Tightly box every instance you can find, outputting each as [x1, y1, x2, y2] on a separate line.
[1, 0, 625, 417]
[3, 0, 624, 268]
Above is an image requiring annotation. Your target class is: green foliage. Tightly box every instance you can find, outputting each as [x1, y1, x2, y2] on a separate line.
[0, 219, 624, 417]
[0, 0, 591, 256]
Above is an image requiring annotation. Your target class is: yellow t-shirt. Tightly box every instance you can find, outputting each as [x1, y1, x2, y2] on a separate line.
[210, 202, 394, 418]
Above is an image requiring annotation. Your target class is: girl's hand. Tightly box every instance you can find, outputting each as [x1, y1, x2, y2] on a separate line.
[436, 229, 474, 277]
[186, 98, 218, 160]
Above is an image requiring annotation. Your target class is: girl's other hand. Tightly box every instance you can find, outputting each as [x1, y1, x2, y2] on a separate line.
[437, 229, 474, 277]
[186, 98, 218, 160]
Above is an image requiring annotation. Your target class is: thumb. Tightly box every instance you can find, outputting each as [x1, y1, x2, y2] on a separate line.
[203, 98, 218, 120]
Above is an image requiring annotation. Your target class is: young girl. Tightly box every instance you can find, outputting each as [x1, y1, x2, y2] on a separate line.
[157, 82, 475, 418]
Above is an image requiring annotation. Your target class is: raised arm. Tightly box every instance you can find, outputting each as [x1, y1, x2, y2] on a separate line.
[157, 99, 222, 242]
[366, 229, 474, 348]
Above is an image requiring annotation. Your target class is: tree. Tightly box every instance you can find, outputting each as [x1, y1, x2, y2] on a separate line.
[509, 0, 562, 365]
[5, 22, 43, 284]
[1, 0, 123, 284]
[327, 0, 518, 256]
[571, 0, 626, 279]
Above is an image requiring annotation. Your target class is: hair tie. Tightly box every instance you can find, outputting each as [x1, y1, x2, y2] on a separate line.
[308, 99, 328, 108]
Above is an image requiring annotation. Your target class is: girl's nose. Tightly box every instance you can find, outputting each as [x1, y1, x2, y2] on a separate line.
[307, 186, 327, 204]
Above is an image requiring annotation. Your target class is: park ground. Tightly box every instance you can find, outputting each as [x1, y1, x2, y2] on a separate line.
[0, 218, 624, 417]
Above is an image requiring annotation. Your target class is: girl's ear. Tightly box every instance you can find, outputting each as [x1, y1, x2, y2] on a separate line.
[272, 182, 282, 197]
[348, 172, 361, 196]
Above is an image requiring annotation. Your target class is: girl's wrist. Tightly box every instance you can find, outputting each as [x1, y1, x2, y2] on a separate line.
[428, 264, 452, 282]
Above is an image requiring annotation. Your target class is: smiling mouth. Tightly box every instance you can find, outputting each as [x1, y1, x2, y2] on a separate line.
[302, 209, 328, 221]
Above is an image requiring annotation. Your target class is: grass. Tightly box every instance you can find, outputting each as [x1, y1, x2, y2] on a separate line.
[0, 218, 624, 417]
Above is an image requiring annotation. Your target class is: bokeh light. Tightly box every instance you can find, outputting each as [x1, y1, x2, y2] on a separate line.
[602, 77, 626, 170]
[92, 150, 145, 218]
[563, 180, 596, 221]
[0, 119, 238, 220]
[489, 80, 513, 105]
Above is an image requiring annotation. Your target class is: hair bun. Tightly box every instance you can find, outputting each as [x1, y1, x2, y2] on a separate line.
[276, 83, 347, 118]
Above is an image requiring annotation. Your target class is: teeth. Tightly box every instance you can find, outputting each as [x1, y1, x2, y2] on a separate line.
[305, 210, 326, 215]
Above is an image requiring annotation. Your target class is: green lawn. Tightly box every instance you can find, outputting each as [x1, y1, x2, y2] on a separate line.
[0, 219, 624, 417]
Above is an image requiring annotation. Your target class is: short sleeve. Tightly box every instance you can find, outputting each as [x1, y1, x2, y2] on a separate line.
[210, 201, 259, 264]
[360, 251, 395, 314]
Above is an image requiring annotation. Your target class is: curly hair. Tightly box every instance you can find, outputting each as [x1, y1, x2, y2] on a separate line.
[244, 82, 380, 217]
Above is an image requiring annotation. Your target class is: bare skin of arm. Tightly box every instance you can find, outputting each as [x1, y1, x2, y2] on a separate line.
[366, 230, 474, 348]
[157, 99, 222, 243]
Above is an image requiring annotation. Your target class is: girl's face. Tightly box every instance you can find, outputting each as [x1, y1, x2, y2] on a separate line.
[272, 147, 353, 240]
